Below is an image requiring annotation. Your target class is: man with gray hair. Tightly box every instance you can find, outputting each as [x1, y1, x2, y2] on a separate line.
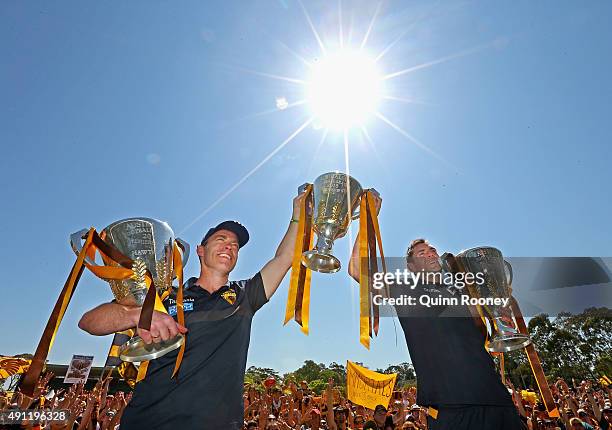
[349, 225, 525, 429]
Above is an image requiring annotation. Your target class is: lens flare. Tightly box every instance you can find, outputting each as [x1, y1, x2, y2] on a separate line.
[306, 50, 382, 130]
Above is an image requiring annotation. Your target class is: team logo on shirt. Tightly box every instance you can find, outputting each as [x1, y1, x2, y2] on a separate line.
[221, 289, 237, 305]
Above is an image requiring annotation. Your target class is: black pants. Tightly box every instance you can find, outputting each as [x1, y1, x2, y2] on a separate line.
[426, 405, 527, 430]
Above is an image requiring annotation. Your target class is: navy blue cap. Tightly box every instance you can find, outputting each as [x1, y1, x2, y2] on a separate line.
[201, 220, 249, 248]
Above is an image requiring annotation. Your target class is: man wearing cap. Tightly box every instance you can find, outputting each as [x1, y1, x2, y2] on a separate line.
[365, 404, 389, 429]
[78, 195, 305, 429]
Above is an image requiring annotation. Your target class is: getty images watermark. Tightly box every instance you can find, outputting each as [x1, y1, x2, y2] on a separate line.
[370, 269, 512, 308]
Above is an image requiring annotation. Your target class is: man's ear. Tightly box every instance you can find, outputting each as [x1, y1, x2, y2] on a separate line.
[196, 244, 205, 258]
[406, 259, 416, 272]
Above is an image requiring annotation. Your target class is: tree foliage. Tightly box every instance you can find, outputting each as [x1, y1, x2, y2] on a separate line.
[244, 366, 279, 387]
[376, 363, 416, 388]
[504, 307, 611, 388]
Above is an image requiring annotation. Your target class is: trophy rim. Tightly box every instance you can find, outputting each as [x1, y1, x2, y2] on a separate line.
[102, 217, 173, 232]
[456, 246, 503, 258]
[314, 171, 363, 189]
[302, 250, 342, 273]
[119, 334, 185, 362]
[487, 334, 531, 353]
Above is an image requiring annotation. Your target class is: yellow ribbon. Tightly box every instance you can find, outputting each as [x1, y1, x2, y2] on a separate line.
[358, 196, 371, 348]
[136, 361, 149, 383]
[357, 191, 387, 349]
[284, 185, 313, 334]
[171, 242, 186, 378]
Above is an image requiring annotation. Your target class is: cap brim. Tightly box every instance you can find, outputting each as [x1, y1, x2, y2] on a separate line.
[202, 220, 249, 248]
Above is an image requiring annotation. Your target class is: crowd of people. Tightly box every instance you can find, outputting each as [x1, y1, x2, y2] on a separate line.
[1, 372, 610, 430]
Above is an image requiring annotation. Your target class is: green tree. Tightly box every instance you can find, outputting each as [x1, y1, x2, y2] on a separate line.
[308, 379, 327, 395]
[382, 363, 416, 387]
[245, 366, 279, 386]
[504, 307, 611, 388]
[328, 362, 346, 383]
[289, 360, 326, 383]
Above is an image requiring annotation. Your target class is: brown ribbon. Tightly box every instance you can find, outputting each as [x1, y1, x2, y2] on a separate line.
[19, 228, 94, 397]
[366, 200, 379, 337]
[90, 231, 157, 332]
[511, 297, 559, 418]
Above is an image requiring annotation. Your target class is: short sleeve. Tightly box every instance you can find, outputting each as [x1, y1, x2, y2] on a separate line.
[243, 272, 268, 314]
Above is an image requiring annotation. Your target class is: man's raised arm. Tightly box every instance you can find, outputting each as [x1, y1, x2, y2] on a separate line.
[260, 193, 305, 299]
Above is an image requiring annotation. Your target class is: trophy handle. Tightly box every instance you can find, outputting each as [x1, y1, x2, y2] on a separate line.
[175, 238, 190, 267]
[504, 260, 513, 286]
[352, 188, 381, 220]
[70, 228, 96, 266]
[440, 252, 458, 273]
[298, 183, 311, 195]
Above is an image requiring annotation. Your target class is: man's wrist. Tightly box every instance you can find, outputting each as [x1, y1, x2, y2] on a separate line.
[125, 306, 141, 327]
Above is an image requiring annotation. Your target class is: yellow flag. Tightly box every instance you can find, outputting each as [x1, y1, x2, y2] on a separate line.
[117, 361, 139, 389]
[0, 356, 31, 379]
[521, 390, 539, 405]
[346, 361, 397, 410]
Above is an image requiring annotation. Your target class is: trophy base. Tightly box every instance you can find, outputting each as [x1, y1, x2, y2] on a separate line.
[302, 250, 341, 273]
[119, 334, 185, 362]
[487, 333, 531, 353]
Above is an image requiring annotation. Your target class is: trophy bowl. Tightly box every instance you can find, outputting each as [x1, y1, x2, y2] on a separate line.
[71, 217, 189, 362]
[456, 246, 531, 353]
[301, 172, 363, 273]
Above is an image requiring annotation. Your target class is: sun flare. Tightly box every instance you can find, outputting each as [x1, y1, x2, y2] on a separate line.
[305, 50, 382, 131]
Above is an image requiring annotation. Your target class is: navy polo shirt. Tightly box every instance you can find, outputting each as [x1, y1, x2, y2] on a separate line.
[390, 281, 514, 408]
[120, 273, 268, 430]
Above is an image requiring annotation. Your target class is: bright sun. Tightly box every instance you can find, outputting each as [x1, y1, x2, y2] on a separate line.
[306, 50, 382, 130]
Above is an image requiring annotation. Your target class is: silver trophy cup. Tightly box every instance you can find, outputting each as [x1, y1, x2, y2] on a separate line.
[71, 217, 189, 362]
[455, 246, 531, 352]
[301, 172, 364, 273]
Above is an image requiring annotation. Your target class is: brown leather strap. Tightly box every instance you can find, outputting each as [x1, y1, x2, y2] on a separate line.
[511, 297, 559, 417]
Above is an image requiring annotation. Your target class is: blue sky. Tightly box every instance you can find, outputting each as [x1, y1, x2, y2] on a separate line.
[1, 1, 611, 374]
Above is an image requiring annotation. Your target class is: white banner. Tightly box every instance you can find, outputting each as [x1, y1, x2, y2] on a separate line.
[63, 355, 94, 384]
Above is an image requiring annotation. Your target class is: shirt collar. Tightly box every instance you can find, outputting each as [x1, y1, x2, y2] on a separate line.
[184, 277, 232, 295]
